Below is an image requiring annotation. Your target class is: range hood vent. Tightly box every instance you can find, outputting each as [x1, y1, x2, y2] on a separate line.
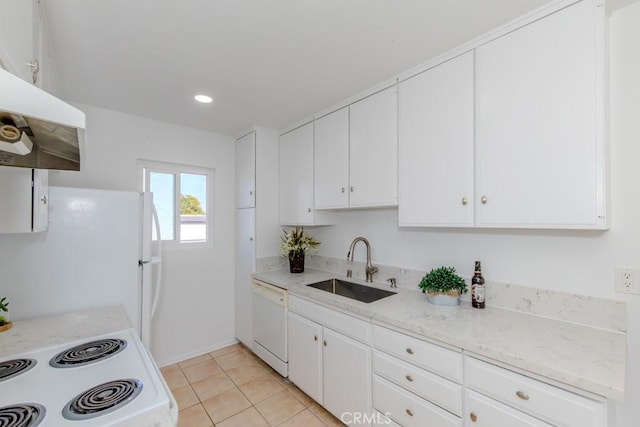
[0, 68, 85, 171]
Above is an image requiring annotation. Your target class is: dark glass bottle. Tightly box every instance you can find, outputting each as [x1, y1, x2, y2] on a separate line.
[471, 261, 485, 309]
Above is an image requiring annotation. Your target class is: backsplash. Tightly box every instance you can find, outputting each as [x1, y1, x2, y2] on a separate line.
[256, 255, 626, 333]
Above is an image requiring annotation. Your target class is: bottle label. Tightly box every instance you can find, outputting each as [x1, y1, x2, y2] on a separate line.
[476, 286, 485, 303]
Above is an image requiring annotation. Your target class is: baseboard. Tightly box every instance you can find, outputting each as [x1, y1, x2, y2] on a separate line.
[156, 338, 239, 368]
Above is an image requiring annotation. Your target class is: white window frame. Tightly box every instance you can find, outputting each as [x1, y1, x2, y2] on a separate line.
[137, 159, 215, 248]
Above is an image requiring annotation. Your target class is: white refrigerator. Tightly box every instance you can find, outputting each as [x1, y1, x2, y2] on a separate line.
[0, 186, 162, 350]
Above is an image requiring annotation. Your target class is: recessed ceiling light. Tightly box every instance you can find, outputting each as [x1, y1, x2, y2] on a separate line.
[194, 94, 213, 104]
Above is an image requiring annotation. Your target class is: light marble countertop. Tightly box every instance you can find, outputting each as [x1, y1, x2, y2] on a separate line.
[253, 268, 626, 400]
[0, 306, 131, 358]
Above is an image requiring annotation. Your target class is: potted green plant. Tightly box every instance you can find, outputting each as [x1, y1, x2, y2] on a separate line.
[280, 227, 320, 273]
[0, 296, 11, 332]
[418, 266, 468, 306]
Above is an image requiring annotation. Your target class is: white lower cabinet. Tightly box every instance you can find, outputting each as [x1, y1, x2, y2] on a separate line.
[287, 296, 372, 425]
[373, 377, 461, 427]
[464, 390, 552, 427]
[288, 311, 323, 403]
[323, 328, 372, 424]
[372, 325, 463, 426]
[289, 299, 609, 427]
[464, 356, 607, 427]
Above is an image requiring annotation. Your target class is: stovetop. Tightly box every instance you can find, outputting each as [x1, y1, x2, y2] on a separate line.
[0, 329, 175, 426]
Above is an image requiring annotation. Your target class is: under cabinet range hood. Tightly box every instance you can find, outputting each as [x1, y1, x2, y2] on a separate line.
[0, 68, 85, 171]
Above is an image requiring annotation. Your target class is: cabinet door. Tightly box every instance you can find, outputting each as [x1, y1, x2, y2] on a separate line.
[235, 208, 255, 346]
[475, 0, 605, 228]
[236, 132, 256, 208]
[279, 123, 314, 225]
[398, 51, 474, 226]
[32, 169, 48, 232]
[349, 86, 398, 208]
[0, 167, 34, 233]
[314, 108, 349, 209]
[0, 0, 35, 82]
[288, 312, 323, 404]
[323, 327, 372, 425]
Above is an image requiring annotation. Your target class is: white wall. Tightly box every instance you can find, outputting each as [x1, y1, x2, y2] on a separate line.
[35, 104, 235, 366]
[310, 5, 640, 426]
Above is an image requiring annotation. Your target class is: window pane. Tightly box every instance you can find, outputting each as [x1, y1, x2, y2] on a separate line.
[180, 173, 207, 242]
[150, 172, 175, 241]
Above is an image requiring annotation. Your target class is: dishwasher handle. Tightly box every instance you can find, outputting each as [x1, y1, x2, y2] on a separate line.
[252, 280, 288, 308]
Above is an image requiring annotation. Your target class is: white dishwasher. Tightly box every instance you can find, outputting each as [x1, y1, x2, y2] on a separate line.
[252, 280, 288, 377]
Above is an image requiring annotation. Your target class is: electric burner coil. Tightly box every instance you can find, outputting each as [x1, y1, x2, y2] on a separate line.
[0, 359, 36, 383]
[49, 338, 127, 368]
[62, 378, 143, 420]
[0, 403, 46, 427]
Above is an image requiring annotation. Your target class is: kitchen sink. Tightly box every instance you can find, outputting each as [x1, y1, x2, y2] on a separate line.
[307, 278, 396, 303]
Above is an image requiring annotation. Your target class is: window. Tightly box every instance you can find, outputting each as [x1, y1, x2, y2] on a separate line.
[138, 160, 214, 245]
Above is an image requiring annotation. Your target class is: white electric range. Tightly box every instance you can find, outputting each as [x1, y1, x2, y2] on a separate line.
[0, 328, 178, 426]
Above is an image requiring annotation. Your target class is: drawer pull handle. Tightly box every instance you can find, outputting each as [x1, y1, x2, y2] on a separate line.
[470, 412, 478, 423]
[405, 409, 414, 417]
[516, 391, 530, 400]
[406, 348, 414, 355]
[405, 374, 414, 382]
[314, 335, 318, 342]
[323, 340, 327, 347]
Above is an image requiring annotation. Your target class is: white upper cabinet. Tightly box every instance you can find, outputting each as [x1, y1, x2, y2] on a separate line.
[398, 51, 474, 227]
[0, 167, 48, 233]
[236, 131, 256, 208]
[314, 107, 350, 209]
[475, 0, 606, 229]
[349, 86, 398, 208]
[0, 0, 43, 85]
[279, 123, 315, 225]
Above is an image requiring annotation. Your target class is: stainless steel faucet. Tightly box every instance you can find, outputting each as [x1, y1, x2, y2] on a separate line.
[347, 237, 378, 283]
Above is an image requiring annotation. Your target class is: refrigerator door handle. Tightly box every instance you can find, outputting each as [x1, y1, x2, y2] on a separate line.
[150, 204, 163, 319]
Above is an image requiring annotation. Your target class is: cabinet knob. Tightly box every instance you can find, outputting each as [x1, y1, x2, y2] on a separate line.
[249, 237, 254, 241]
[405, 374, 414, 382]
[314, 335, 318, 342]
[462, 197, 468, 206]
[341, 187, 345, 193]
[350, 186, 354, 192]
[481, 196, 488, 204]
[249, 191, 253, 196]
[405, 409, 414, 417]
[41, 195, 47, 205]
[307, 208, 311, 213]
[323, 340, 327, 347]
[470, 412, 478, 423]
[406, 348, 414, 355]
[515, 390, 530, 401]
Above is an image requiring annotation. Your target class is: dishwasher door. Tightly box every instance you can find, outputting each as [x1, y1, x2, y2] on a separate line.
[252, 280, 288, 364]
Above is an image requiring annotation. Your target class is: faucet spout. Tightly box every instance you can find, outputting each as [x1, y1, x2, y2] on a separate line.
[347, 237, 378, 283]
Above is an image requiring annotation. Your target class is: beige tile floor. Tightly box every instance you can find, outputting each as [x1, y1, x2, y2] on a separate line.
[160, 343, 345, 427]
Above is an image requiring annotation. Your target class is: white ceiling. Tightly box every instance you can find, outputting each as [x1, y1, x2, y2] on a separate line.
[45, 0, 552, 137]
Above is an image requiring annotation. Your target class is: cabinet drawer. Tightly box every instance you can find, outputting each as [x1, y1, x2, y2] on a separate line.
[374, 351, 462, 415]
[373, 376, 461, 427]
[465, 390, 553, 427]
[373, 325, 462, 382]
[289, 295, 370, 344]
[465, 357, 606, 427]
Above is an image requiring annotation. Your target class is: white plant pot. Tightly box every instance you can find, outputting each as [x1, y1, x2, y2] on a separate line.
[426, 291, 460, 306]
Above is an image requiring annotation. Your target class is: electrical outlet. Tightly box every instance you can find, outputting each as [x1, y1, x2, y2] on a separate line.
[615, 267, 640, 294]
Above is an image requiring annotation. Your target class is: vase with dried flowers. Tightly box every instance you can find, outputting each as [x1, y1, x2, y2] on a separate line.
[280, 227, 320, 273]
